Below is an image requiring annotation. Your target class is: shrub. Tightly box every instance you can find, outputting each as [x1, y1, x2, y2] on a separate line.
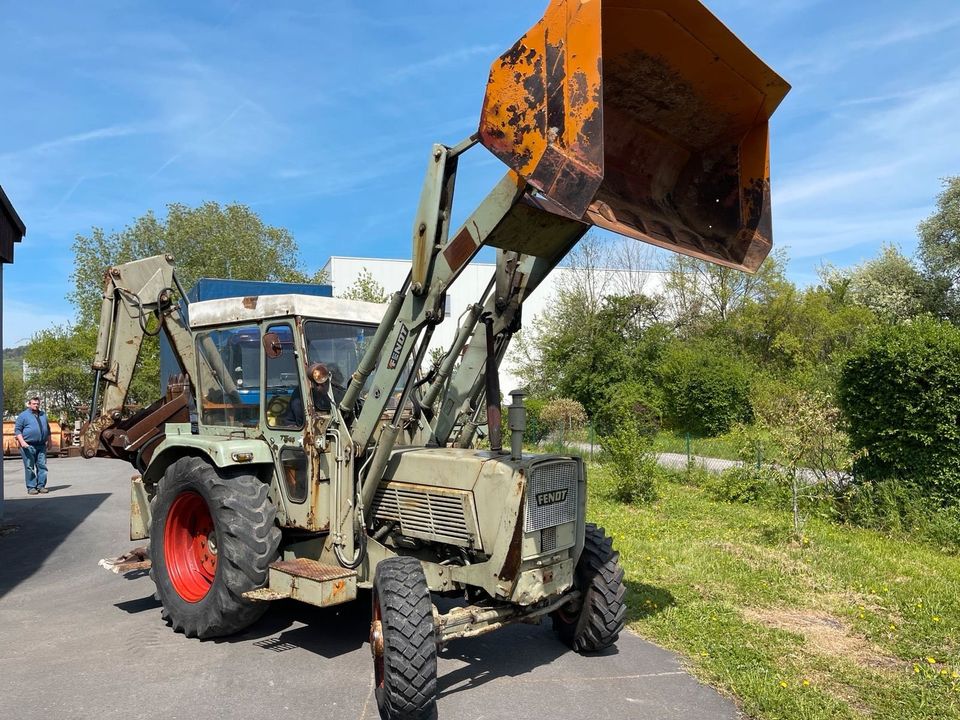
[600, 420, 659, 504]
[838, 318, 960, 504]
[658, 339, 753, 436]
[593, 380, 661, 440]
[703, 465, 786, 504]
[540, 398, 588, 441]
[828, 479, 960, 553]
[522, 396, 550, 446]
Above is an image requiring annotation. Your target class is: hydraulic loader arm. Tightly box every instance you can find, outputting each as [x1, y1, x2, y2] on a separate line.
[80, 254, 197, 465]
[336, 0, 790, 529]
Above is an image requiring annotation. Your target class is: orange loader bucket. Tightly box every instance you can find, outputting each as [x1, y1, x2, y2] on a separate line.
[478, 0, 790, 272]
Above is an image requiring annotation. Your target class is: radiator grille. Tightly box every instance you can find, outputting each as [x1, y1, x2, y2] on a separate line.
[541, 526, 557, 553]
[372, 483, 479, 548]
[525, 460, 578, 532]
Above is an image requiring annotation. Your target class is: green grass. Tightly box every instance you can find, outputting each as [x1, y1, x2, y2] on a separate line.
[651, 430, 753, 461]
[586, 464, 960, 719]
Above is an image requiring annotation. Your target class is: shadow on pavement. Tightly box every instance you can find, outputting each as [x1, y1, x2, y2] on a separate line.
[115, 595, 162, 614]
[0, 493, 111, 599]
[224, 592, 371, 659]
[438, 623, 571, 698]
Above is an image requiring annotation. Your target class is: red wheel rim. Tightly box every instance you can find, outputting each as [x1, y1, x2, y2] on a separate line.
[164, 491, 217, 602]
[372, 590, 385, 688]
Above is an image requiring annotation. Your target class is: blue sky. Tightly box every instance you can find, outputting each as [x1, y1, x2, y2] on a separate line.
[3, 0, 959, 347]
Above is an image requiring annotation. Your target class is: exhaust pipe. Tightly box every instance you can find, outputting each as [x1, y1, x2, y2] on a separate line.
[508, 390, 526, 461]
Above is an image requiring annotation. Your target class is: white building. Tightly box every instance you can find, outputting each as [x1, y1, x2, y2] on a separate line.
[321, 256, 666, 394]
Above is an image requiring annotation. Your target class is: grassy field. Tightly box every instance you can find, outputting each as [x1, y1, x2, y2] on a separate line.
[586, 465, 960, 719]
[651, 429, 773, 463]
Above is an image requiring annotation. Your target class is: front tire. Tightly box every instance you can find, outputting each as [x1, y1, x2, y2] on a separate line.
[370, 556, 437, 720]
[553, 523, 626, 652]
[149, 456, 280, 639]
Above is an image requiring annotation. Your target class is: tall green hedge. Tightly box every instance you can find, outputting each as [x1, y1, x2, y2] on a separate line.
[657, 339, 753, 436]
[838, 318, 960, 504]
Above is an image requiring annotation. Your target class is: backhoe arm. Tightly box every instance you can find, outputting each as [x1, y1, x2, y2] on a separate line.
[80, 254, 197, 466]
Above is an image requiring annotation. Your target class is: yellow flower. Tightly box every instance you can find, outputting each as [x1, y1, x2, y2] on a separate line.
[914, 664, 921, 674]
[779, 681, 788, 688]
[889, 624, 896, 630]
[932, 616, 941, 622]
[802, 679, 810, 687]
[927, 657, 937, 665]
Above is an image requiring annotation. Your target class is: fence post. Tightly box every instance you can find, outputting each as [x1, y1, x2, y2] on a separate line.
[686, 432, 692, 465]
[589, 422, 594, 462]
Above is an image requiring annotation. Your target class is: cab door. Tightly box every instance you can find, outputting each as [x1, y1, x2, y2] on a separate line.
[261, 322, 324, 531]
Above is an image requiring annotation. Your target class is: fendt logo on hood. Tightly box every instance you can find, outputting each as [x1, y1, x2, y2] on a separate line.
[535, 489, 568, 507]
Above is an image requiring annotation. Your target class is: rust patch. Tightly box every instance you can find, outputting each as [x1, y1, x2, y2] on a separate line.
[242, 296, 258, 309]
[443, 227, 477, 272]
[270, 558, 355, 582]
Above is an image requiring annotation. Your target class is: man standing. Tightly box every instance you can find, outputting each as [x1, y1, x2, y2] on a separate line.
[14, 396, 51, 495]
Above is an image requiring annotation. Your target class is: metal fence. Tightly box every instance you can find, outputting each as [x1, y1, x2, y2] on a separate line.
[538, 426, 762, 476]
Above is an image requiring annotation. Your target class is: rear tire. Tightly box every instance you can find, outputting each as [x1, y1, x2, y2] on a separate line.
[553, 523, 626, 652]
[371, 556, 437, 720]
[149, 456, 280, 639]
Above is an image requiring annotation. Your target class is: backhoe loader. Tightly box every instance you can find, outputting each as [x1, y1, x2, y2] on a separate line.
[84, 2, 788, 718]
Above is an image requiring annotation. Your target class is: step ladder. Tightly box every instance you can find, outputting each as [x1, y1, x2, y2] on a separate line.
[243, 559, 357, 607]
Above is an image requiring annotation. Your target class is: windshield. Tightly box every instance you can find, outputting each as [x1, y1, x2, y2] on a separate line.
[303, 321, 374, 389]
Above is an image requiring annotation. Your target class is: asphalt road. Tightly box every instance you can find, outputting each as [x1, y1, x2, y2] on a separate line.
[0, 456, 740, 720]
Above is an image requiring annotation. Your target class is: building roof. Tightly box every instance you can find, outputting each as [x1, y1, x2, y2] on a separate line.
[0, 185, 26, 264]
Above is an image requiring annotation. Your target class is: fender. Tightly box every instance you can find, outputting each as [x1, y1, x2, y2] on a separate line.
[142, 434, 273, 486]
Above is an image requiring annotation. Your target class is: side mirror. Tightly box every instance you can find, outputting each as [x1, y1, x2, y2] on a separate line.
[263, 332, 283, 359]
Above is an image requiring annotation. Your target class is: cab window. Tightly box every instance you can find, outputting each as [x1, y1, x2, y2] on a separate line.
[264, 324, 302, 429]
[196, 325, 260, 427]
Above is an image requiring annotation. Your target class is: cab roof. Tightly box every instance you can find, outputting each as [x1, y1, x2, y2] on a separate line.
[188, 293, 387, 329]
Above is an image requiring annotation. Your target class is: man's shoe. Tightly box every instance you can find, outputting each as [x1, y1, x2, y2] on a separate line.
[38, 488, 49, 494]
[27, 489, 39, 495]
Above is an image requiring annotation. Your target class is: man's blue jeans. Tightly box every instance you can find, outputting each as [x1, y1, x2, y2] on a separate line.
[20, 443, 48, 490]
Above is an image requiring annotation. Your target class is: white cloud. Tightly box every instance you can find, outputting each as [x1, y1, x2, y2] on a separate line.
[2, 300, 73, 348]
[0, 124, 146, 162]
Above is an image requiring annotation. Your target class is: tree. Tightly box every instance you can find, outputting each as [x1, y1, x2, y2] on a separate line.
[819, 245, 929, 322]
[511, 234, 667, 414]
[918, 176, 960, 319]
[339, 267, 388, 303]
[661, 248, 788, 330]
[70, 202, 323, 323]
[65, 203, 320, 407]
[3, 371, 25, 417]
[762, 390, 857, 540]
[23, 324, 98, 421]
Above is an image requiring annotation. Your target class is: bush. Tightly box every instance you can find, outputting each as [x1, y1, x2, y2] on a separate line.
[828, 479, 960, 552]
[600, 421, 659, 504]
[540, 398, 587, 442]
[838, 318, 960, 504]
[593, 380, 661, 440]
[658, 339, 753, 436]
[703, 465, 786, 504]
[522, 397, 550, 446]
